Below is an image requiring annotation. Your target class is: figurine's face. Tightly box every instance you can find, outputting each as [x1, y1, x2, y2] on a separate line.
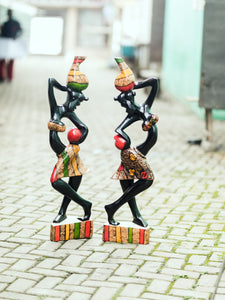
[119, 97, 128, 108]
[67, 90, 85, 111]
[68, 98, 82, 111]
[116, 91, 134, 108]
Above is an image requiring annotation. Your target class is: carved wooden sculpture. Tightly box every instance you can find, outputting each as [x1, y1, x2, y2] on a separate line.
[104, 57, 159, 244]
[48, 56, 92, 241]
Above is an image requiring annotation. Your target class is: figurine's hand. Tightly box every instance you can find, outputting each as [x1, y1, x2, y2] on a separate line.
[142, 114, 159, 131]
[67, 87, 73, 94]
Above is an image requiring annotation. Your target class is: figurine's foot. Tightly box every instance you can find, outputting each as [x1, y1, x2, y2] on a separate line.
[133, 216, 148, 227]
[78, 202, 92, 222]
[53, 213, 67, 223]
[105, 204, 120, 226]
[108, 218, 120, 226]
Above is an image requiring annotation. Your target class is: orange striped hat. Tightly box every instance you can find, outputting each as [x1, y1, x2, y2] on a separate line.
[67, 56, 89, 91]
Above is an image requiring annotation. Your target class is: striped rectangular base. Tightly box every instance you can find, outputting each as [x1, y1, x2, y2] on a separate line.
[50, 216, 93, 242]
[103, 222, 150, 244]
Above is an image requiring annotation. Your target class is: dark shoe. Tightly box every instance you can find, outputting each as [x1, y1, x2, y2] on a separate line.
[53, 213, 67, 223]
[133, 216, 148, 227]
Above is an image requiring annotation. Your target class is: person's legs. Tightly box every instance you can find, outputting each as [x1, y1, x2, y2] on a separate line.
[7, 59, 14, 81]
[105, 179, 152, 226]
[52, 176, 92, 222]
[0, 59, 6, 81]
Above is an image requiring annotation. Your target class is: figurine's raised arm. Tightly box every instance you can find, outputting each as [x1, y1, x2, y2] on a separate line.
[134, 77, 159, 110]
[48, 78, 68, 119]
[115, 115, 136, 149]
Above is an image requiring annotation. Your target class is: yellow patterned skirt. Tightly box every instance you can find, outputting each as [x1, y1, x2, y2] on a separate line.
[51, 144, 87, 183]
[111, 147, 154, 180]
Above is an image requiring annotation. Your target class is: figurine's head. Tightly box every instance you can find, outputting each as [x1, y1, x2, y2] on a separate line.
[67, 56, 89, 92]
[115, 90, 136, 106]
[114, 57, 135, 92]
[66, 88, 88, 111]
[114, 90, 139, 116]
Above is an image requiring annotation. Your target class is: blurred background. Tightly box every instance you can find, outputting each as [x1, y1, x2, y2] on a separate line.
[0, 0, 224, 145]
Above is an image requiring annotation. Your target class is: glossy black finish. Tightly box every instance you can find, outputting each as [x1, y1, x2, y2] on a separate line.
[48, 78, 91, 223]
[105, 77, 159, 227]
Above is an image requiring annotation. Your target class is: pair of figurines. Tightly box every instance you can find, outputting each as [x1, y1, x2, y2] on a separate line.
[48, 56, 159, 243]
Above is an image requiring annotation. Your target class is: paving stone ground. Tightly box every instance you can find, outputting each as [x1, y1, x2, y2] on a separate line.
[0, 48, 225, 300]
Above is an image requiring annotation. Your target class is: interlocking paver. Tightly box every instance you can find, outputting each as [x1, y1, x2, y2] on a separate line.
[0, 48, 225, 300]
[0, 291, 39, 300]
[114, 264, 138, 276]
[147, 279, 170, 293]
[67, 292, 91, 300]
[120, 283, 145, 297]
[91, 286, 118, 300]
[7, 278, 35, 292]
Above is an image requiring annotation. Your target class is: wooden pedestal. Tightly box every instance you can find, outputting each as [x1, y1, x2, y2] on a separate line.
[103, 222, 150, 244]
[50, 216, 93, 242]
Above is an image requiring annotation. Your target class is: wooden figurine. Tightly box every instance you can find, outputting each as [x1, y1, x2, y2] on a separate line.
[104, 57, 159, 244]
[48, 56, 92, 241]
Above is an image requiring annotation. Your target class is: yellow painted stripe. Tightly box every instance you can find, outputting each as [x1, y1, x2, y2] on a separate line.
[68, 70, 82, 76]
[117, 69, 133, 79]
[66, 224, 70, 240]
[71, 145, 80, 175]
[116, 226, 121, 243]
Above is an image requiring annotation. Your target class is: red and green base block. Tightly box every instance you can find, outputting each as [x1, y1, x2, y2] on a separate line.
[103, 222, 150, 244]
[50, 216, 93, 242]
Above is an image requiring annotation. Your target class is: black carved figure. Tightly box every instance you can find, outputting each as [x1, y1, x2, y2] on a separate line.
[48, 56, 92, 223]
[105, 57, 159, 227]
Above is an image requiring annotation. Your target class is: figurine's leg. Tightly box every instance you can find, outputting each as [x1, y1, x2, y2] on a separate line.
[53, 176, 82, 223]
[52, 177, 92, 222]
[105, 179, 152, 226]
[120, 180, 148, 227]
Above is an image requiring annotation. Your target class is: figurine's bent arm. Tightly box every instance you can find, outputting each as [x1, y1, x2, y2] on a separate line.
[136, 125, 158, 156]
[66, 112, 88, 143]
[115, 115, 138, 147]
[134, 77, 159, 109]
[49, 131, 66, 155]
[48, 78, 68, 118]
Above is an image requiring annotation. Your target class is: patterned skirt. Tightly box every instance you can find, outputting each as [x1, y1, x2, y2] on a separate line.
[51, 144, 87, 183]
[111, 147, 154, 180]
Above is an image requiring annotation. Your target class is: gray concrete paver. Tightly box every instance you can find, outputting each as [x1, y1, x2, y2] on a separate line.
[0, 48, 225, 299]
